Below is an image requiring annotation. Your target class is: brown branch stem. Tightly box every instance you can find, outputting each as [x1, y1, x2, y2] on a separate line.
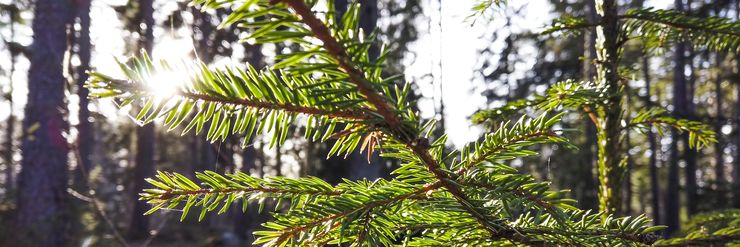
[272, 183, 436, 243]
[178, 92, 369, 120]
[278, 0, 401, 128]
[272, 0, 540, 244]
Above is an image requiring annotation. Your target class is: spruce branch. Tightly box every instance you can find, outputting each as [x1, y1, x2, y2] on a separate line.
[543, 8, 740, 52]
[275, 0, 402, 129]
[253, 180, 438, 245]
[654, 210, 740, 246]
[87, 53, 379, 148]
[472, 81, 601, 126]
[86, 0, 671, 246]
[268, 0, 545, 244]
[620, 7, 740, 51]
[628, 108, 717, 149]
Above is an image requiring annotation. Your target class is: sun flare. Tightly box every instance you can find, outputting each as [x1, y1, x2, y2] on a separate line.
[145, 70, 189, 98]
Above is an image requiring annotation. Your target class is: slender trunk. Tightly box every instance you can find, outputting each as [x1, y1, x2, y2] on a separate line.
[258, 141, 266, 177]
[735, 56, 740, 207]
[4, 6, 18, 196]
[714, 53, 726, 207]
[578, 0, 599, 211]
[128, 0, 155, 240]
[624, 92, 633, 216]
[15, 0, 74, 245]
[339, 0, 384, 180]
[74, 0, 93, 191]
[275, 142, 282, 176]
[192, 5, 218, 177]
[642, 55, 661, 225]
[665, 0, 687, 236]
[684, 47, 698, 216]
[594, 0, 624, 215]
[666, 129, 681, 237]
[733, 0, 740, 209]
[233, 142, 257, 241]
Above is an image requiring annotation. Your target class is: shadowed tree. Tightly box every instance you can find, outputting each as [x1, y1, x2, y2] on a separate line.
[14, 0, 74, 246]
[127, 0, 156, 240]
[642, 53, 662, 225]
[73, 0, 93, 192]
[665, 0, 687, 237]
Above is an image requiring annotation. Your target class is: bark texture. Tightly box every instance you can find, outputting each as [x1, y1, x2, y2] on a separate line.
[128, 0, 156, 240]
[15, 0, 74, 245]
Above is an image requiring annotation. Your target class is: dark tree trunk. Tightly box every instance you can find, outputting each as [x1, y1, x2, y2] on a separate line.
[714, 54, 726, 207]
[14, 0, 74, 246]
[642, 54, 662, 225]
[275, 142, 282, 176]
[128, 0, 155, 240]
[73, 0, 93, 191]
[734, 0, 740, 209]
[234, 143, 257, 241]
[128, 125, 155, 240]
[334, 0, 384, 181]
[735, 55, 740, 207]
[576, 0, 598, 211]
[684, 48, 698, 216]
[192, 4, 217, 175]
[624, 94, 633, 216]
[666, 135, 681, 238]
[665, 0, 687, 236]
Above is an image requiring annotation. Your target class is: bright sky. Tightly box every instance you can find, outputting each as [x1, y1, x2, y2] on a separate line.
[3, 0, 674, 148]
[410, 0, 553, 146]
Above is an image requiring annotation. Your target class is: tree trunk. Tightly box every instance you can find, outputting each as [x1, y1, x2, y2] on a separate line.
[234, 143, 257, 241]
[576, 0, 599, 211]
[14, 0, 74, 245]
[642, 54, 662, 225]
[735, 57, 740, 207]
[733, 0, 740, 209]
[714, 53, 726, 207]
[275, 142, 282, 176]
[684, 47, 698, 216]
[624, 93, 633, 216]
[3, 5, 18, 197]
[73, 0, 93, 192]
[336, 0, 384, 181]
[665, 0, 687, 236]
[594, 0, 624, 215]
[128, 0, 155, 240]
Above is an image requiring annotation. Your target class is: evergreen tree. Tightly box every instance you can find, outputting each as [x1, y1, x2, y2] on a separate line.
[14, 0, 74, 245]
[73, 0, 93, 192]
[127, 0, 156, 240]
[82, 0, 721, 245]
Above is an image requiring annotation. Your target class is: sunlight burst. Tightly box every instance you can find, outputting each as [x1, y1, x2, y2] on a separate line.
[145, 69, 190, 99]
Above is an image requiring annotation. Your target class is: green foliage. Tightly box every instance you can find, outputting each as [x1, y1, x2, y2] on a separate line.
[472, 80, 600, 126]
[653, 210, 740, 246]
[622, 7, 740, 52]
[88, 0, 666, 246]
[472, 81, 715, 152]
[87, 52, 393, 154]
[629, 108, 716, 149]
[544, 7, 740, 52]
[465, 0, 507, 24]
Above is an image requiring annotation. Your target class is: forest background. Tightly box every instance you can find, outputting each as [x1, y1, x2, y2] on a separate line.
[0, 0, 739, 246]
